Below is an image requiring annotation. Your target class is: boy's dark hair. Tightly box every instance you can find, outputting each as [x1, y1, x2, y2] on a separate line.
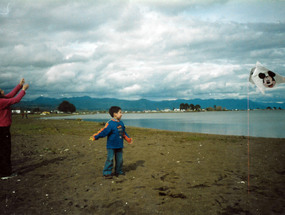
[109, 106, 121, 117]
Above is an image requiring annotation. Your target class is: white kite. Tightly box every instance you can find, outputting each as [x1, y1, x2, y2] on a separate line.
[249, 62, 285, 94]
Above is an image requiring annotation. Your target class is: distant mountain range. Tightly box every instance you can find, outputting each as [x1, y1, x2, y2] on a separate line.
[13, 96, 285, 111]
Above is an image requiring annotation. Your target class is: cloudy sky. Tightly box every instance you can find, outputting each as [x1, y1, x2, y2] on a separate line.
[1, 0, 285, 103]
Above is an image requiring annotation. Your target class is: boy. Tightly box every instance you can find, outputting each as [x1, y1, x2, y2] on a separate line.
[90, 106, 133, 179]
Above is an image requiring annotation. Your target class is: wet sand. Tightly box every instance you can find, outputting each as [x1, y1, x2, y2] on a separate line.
[0, 115, 284, 214]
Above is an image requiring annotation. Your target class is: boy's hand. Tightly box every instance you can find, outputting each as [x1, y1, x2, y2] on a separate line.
[89, 136, 95, 141]
[128, 139, 133, 144]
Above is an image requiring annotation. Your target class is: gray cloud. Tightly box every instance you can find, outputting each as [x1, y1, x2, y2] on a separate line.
[0, 0, 285, 104]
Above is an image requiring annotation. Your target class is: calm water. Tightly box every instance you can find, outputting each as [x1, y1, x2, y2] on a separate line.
[48, 111, 285, 138]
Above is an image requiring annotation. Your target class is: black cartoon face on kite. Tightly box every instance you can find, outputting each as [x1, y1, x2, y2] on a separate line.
[249, 61, 285, 94]
[258, 71, 276, 88]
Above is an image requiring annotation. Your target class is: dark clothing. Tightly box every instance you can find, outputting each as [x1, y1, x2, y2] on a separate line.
[0, 126, 12, 177]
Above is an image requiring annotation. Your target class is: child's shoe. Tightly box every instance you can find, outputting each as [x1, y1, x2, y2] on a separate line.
[103, 174, 113, 179]
[115, 172, 125, 177]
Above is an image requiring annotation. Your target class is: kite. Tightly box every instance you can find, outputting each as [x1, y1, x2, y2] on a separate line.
[249, 61, 285, 94]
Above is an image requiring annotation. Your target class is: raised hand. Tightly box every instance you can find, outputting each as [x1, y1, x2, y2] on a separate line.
[22, 84, 29, 91]
[19, 78, 25, 86]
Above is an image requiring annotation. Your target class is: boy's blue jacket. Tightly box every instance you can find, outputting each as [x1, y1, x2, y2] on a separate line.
[92, 118, 132, 149]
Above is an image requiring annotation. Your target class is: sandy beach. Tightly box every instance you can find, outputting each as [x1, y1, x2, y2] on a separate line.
[0, 115, 284, 215]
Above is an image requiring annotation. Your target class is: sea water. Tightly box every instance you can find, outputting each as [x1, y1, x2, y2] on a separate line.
[47, 110, 285, 138]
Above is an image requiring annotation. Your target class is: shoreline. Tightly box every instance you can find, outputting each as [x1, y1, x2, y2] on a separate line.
[45, 118, 285, 140]
[40, 111, 285, 139]
[0, 116, 284, 214]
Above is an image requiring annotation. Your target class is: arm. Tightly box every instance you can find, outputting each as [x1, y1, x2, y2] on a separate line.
[5, 85, 22, 98]
[0, 90, 26, 109]
[123, 130, 133, 144]
[91, 122, 112, 141]
[5, 78, 25, 98]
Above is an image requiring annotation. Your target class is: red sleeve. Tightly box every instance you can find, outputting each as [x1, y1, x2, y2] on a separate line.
[5, 84, 22, 98]
[0, 90, 26, 109]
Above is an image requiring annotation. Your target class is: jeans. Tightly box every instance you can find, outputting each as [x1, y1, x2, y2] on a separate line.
[103, 148, 123, 176]
[0, 126, 12, 177]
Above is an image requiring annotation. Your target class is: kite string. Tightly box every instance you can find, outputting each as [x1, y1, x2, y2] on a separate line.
[247, 82, 250, 194]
